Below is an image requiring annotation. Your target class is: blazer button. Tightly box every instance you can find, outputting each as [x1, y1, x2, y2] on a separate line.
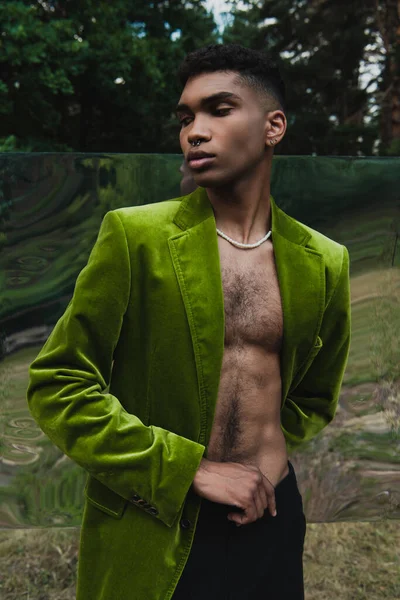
[180, 518, 192, 529]
[148, 507, 158, 515]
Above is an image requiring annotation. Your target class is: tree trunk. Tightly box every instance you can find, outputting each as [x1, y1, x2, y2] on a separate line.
[375, 0, 400, 147]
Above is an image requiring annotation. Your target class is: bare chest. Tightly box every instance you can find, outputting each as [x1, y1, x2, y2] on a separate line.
[219, 240, 283, 352]
[206, 238, 286, 472]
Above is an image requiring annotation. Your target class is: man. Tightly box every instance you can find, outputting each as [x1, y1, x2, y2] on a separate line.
[27, 44, 351, 600]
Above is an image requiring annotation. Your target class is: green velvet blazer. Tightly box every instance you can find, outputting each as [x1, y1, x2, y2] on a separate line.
[27, 185, 351, 600]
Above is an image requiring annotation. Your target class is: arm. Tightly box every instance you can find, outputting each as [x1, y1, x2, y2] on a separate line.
[26, 210, 205, 528]
[281, 245, 351, 451]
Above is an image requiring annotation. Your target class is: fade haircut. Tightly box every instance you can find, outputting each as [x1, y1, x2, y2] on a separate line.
[177, 43, 286, 115]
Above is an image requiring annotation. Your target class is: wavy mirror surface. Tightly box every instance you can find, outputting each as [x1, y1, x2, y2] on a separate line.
[0, 153, 399, 528]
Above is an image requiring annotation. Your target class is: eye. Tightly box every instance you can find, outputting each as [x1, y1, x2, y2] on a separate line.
[179, 108, 232, 127]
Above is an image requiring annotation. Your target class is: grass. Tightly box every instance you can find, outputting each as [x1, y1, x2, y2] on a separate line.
[0, 523, 399, 599]
[0, 528, 79, 600]
[303, 521, 400, 600]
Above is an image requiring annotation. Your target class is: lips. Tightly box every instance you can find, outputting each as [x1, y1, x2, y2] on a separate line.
[188, 156, 215, 169]
[187, 151, 215, 162]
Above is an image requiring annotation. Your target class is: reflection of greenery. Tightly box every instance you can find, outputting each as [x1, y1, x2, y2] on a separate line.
[331, 430, 400, 462]
[0, 154, 183, 324]
[272, 158, 400, 238]
[10, 466, 86, 527]
[2, 154, 400, 528]
[1, 339, 88, 527]
[0, 345, 15, 468]
[313, 188, 400, 390]
[1, 440, 87, 527]
[369, 269, 400, 438]
[291, 434, 363, 522]
[370, 272, 400, 382]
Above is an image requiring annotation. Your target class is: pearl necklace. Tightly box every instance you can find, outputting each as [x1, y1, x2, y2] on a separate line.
[216, 228, 272, 249]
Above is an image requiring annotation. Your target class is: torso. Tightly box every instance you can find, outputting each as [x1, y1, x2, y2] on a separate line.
[206, 235, 289, 487]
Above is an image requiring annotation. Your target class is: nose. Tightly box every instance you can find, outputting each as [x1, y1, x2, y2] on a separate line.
[186, 117, 211, 145]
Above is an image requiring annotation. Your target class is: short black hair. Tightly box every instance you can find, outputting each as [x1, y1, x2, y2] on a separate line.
[177, 43, 286, 115]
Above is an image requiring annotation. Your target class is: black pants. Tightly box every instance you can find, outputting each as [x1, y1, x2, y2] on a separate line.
[173, 461, 306, 600]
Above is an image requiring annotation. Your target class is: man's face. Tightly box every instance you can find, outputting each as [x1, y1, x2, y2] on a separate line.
[176, 71, 277, 187]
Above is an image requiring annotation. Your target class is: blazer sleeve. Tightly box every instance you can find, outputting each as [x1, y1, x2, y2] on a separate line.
[26, 210, 205, 528]
[281, 244, 351, 451]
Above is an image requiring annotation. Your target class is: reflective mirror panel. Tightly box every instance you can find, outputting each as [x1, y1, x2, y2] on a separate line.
[1, 154, 399, 527]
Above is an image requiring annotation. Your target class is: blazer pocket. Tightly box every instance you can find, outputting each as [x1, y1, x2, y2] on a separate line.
[84, 475, 128, 519]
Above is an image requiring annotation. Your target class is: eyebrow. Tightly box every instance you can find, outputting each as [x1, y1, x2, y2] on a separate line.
[175, 91, 242, 116]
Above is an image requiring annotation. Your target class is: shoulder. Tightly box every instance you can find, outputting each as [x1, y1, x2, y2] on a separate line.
[111, 198, 182, 228]
[285, 209, 346, 261]
[100, 198, 184, 251]
[304, 221, 345, 260]
[100, 199, 182, 241]
[283, 210, 348, 295]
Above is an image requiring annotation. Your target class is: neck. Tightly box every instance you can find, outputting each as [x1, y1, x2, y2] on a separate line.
[205, 162, 272, 245]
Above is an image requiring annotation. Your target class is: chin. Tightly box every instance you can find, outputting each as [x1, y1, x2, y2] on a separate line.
[194, 171, 235, 189]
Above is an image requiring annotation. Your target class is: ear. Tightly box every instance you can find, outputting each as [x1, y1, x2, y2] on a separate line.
[265, 110, 287, 146]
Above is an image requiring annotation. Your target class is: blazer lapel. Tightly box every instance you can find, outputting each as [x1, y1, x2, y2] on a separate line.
[270, 200, 325, 403]
[169, 186, 325, 445]
[169, 187, 225, 446]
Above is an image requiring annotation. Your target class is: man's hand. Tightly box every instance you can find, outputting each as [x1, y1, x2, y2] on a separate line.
[192, 458, 277, 526]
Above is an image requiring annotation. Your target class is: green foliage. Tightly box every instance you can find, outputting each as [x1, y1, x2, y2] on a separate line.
[226, 0, 381, 155]
[0, 134, 73, 152]
[0, 1, 89, 140]
[0, 0, 396, 154]
[385, 138, 400, 156]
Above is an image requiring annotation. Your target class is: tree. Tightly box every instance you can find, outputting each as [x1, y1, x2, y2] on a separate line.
[0, 0, 219, 152]
[0, 1, 87, 149]
[370, 0, 400, 154]
[1, 0, 397, 155]
[224, 0, 379, 155]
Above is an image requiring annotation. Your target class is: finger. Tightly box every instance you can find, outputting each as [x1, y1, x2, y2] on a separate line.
[228, 509, 245, 526]
[227, 506, 245, 525]
[253, 489, 265, 520]
[242, 496, 258, 525]
[230, 499, 254, 525]
[259, 485, 269, 514]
